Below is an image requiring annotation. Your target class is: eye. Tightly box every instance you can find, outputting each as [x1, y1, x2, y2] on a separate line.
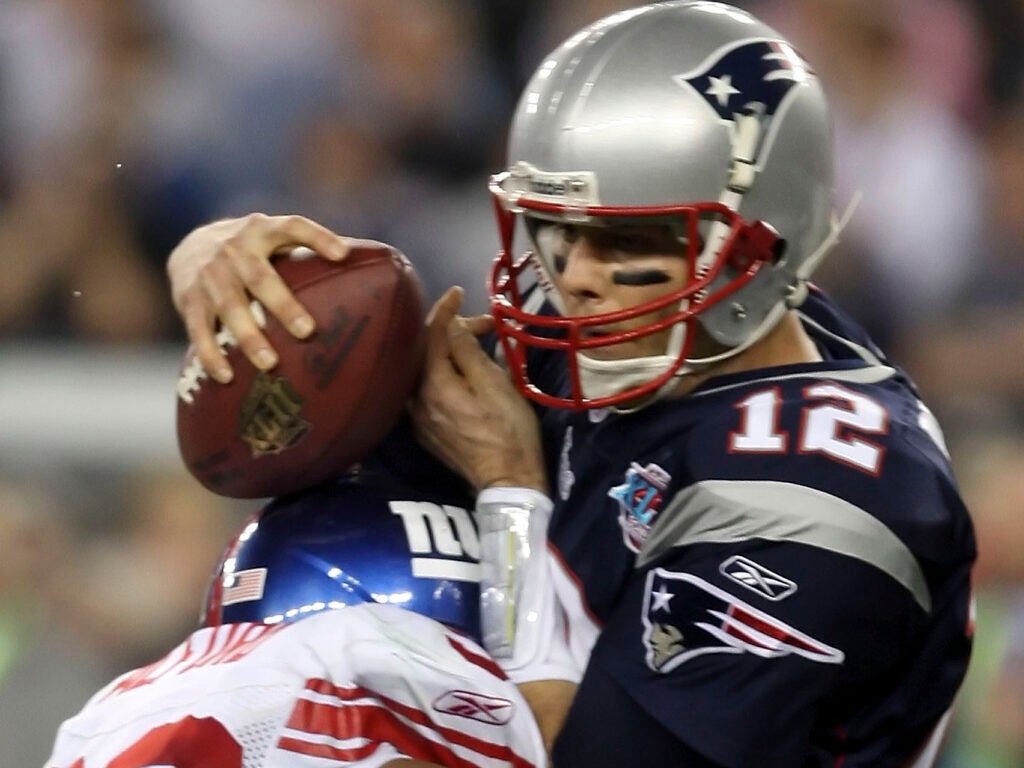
[600, 229, 688, 256]
[556, 224, 580, 244]
[604, 232, 653, 253]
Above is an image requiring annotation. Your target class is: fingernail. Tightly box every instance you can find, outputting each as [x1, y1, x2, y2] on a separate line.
[290, 316, 314, 337]
[255, 349, 277, 369]
[213, 366, 233, 383]
[330, 242, 348, 260]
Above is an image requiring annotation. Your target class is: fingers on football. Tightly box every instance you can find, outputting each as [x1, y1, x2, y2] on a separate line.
[247, 213, 349, 261]
[231, 215, 348, 338]
[182, 296, 233, 383]
[198, 254, 276, 373]
[229, 242, 315, 341]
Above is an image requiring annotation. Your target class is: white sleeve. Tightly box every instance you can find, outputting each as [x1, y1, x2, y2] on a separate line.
[477, 487, 582, 685]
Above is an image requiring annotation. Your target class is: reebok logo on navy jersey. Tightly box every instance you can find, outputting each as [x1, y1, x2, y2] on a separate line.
[719, 555, 797, 601]
[642, 569, 843, 674]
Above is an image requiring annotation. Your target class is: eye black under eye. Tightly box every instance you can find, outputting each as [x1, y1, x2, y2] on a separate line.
[552, 255, 567, 274]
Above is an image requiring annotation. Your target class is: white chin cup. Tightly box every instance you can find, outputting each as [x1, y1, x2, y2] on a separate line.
[576, 317, 691, 406]
[576, 350, 681, 403]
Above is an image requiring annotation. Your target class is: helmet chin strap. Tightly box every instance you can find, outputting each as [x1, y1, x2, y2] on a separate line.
[576, 315, 691, 409]
[575, 300, 786, 411]
[786, 191, 861, 307]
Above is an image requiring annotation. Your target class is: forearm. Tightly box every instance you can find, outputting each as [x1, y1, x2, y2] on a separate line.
[518, 679, 578, 757]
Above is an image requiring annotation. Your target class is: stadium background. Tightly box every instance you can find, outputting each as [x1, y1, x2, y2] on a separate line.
[0, 1, 1021, 765]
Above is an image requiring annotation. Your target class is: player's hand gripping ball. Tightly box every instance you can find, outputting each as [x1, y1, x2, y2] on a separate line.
[176, 241, 425, 498]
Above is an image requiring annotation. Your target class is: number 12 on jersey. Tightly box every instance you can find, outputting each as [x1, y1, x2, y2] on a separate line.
[729, 383, 889, 475]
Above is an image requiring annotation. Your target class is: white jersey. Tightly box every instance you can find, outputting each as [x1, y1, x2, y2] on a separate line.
[46, 605, 547, 768]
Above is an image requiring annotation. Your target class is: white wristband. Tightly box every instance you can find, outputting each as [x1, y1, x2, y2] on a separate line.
[476, 487, 553, 661]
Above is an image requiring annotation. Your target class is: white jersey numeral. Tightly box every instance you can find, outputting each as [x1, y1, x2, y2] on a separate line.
[729, 388, 787, 452]
[731, 384, 889, 474]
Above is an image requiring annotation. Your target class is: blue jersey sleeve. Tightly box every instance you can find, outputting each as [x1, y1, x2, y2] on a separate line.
[564, 539, 913, 765]
[552, 481, 973, 768]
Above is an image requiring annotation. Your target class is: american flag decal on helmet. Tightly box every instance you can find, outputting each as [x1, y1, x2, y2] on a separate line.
[673, 39, 813, 122]
[642, 568, 844, 674]
[221, 567, 267, 606]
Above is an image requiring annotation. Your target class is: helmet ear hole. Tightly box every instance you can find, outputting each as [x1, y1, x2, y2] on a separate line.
[727, 221, 785, 271]
[773, 238, 788, 262]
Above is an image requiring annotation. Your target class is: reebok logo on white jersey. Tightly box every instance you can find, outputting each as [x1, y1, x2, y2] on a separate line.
[433, 690, 513, 724]
[719, 556, 797, 601]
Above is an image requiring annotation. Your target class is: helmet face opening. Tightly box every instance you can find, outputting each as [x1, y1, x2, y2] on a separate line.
[488, 173, 782, 410]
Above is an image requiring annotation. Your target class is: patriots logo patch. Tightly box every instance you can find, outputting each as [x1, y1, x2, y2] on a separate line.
[608, 462, 671, 553]
[673, 38, 812, 122]
[642, 568, 844, 674]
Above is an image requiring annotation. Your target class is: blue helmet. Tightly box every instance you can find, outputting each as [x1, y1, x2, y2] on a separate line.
[202, 470, 482, 642]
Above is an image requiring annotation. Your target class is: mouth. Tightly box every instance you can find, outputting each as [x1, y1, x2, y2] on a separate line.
[577, 327, 641, 360]
[579, 326, 618, 344]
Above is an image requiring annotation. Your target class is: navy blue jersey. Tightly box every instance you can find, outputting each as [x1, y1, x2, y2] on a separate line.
[538, 288, 975, 767]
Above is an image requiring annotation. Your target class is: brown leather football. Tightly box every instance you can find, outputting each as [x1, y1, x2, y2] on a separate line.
[176, 241, 424, 498]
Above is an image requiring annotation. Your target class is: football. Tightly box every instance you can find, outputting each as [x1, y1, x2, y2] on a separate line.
[176, 240, 425, 498]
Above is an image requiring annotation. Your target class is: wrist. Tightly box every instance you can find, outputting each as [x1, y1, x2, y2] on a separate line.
[477, 486, 553, 514]
[480, 477, 549, 495]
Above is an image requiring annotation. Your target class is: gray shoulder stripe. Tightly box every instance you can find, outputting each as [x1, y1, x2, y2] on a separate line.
[638, 479, 931, 612]
[796, 310, 884, 366]
[693, 364, 896, 399]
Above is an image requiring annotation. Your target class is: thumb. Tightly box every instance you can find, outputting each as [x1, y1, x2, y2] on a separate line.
[426, 286, 465, 327]
[464, 313, 496, 337]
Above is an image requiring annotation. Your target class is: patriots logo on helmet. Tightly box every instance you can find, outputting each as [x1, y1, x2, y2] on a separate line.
[673, 38, 813, 122]
[642, 568, 844, 674]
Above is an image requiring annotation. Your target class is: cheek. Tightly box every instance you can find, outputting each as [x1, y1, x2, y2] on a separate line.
[637, 268, 691, 344]
[624, 281, 690, 352]
[635, 268, 690, 319]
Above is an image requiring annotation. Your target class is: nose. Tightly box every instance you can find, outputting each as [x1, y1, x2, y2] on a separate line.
[557, 236, 606, 303]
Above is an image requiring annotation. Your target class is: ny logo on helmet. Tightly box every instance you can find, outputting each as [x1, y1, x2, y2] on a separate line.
[390, 501, 481, 583]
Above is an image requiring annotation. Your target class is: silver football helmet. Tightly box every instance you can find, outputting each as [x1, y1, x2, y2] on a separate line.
[488, 1, 843, 410]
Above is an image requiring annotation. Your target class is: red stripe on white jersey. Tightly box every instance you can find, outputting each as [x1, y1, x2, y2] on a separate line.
[282, 680, 538, 768]
[446, 635, 508, 680]
[280, 706, 464, 767]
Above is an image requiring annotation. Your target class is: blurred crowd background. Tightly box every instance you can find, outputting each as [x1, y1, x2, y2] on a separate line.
[0, 0, 1022, 765]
